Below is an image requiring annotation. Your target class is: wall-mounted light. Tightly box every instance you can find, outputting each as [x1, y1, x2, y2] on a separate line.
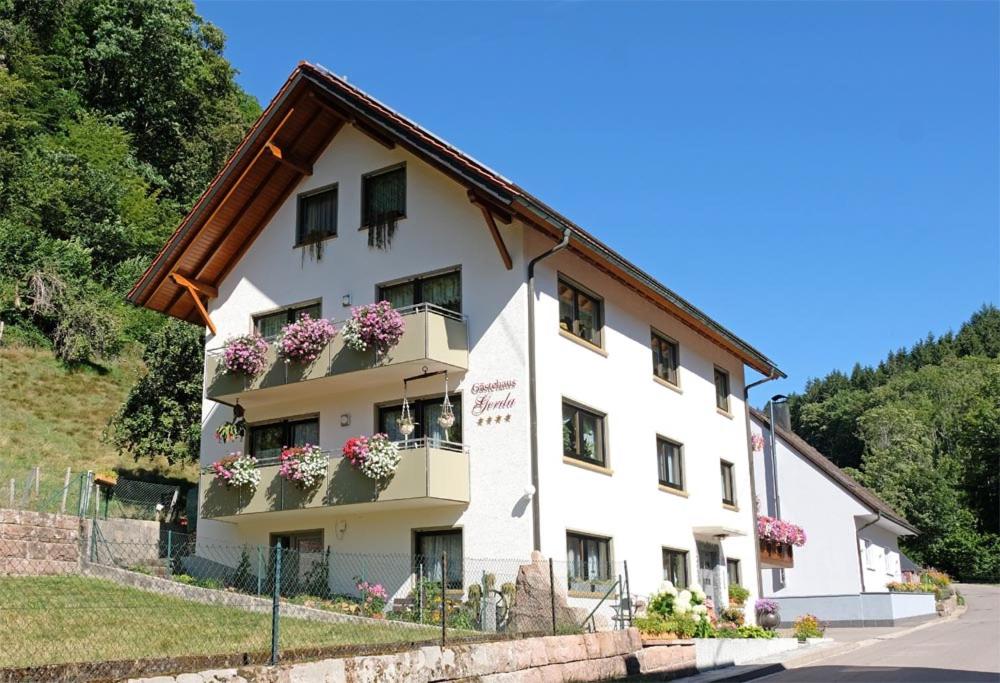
[335, 520, 347, 539]
[523, 484, 536, 500]
[340, 414, 351, 427]
[341, 294, 352, 307]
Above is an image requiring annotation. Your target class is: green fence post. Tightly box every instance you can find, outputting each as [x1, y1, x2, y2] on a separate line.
[549, 557, 557, 635]
[167, 529, 173, 560]
[271, 543, 281, 665]
[440, 551, 447, 645]
[257, 545, 263, 597]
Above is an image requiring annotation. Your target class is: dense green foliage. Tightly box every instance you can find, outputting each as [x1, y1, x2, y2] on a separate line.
[789, 306, 1000, 581]
[0, 0, 258, 363]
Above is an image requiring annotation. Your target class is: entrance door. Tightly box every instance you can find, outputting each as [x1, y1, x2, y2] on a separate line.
[696, 541, 723, 609]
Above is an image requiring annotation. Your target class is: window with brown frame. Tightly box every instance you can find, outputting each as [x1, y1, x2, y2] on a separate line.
[566, 532, 613, 590]
[714, 367, 731, 412]
[378, 269, 461, 314]
[362, 165, 406, 228]
[662, 548, 689, 588]
[248, 417, 319, 462]
[651, 331, 679, 385]
[296, 185, 338, 246]
[558, 278, 603, 346]
[253, 301, 321, 340]
[727, 558, 742, 586]
[721, 460, 736, 506]
[414, 528, 463, 589]
[562, 400, 606, 466]
[657, 437, 684, 490]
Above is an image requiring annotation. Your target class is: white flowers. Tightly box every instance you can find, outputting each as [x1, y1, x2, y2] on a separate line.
[659, 580, 678, 596]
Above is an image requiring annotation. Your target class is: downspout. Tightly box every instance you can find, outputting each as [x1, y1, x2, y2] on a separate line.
[527, 228, 571, 552]
[856, 511, 881, 625]
[743, 372, 780, 608]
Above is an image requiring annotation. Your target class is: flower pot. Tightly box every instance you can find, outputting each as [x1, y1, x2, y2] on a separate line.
[757, 611, 780, 629]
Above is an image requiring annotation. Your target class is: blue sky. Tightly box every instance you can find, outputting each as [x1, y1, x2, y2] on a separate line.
[198, 1, 999, 398]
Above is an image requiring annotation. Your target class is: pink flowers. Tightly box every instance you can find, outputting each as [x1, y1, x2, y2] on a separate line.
[342, 301, 406, 354]
[356, 579, 388, 616]
[278, 314, 337, 364]
[277, 444, 327, 488]
[757, 515, 807, 546]
[751, 433, 766, 452]
[342, 435, 371, 468]
[211, 452, 260, 489]
[222, 333, 269, 376]
[341, 434, 401, 480]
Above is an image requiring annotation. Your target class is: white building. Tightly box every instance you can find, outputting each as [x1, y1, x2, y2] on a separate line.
[750, 408, 936, 626]
[129, 62, 784, 620]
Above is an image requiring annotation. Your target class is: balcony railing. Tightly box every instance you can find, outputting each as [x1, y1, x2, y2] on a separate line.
[199, 438, 470, 519]
[204, 303, 469, 403]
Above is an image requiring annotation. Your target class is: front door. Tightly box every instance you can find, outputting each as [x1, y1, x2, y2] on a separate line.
[697, 541, 723, 609]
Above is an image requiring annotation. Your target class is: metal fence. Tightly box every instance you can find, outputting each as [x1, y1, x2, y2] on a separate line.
[0, 529, 633, 681]
[2, 467, 190, 523]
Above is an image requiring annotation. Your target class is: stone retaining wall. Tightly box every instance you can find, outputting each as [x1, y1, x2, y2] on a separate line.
[0, 508, 81, 575]
[125, 630, 697, 683]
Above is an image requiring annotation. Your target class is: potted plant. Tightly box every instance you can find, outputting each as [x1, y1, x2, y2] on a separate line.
[342, 433, 401, 480]
[342, 301, 406, 355]
[222, 333, 269, 377]
[277, 314, 336, 364]
[278, 444, 327, 488]
[211, 452, 260, 490]
[793, 613, 825, 642]
[755, 598, 780, 630]
[728, 584, 750, 607]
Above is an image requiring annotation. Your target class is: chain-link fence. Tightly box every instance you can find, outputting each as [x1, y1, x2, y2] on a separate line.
[0, 526, 633, 681]
[2, 467, 191, 524]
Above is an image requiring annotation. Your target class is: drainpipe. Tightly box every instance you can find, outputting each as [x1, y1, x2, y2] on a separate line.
[767, 395, 788, 586]
[527, 228, 572, 552]
[743, 373, 780, 609]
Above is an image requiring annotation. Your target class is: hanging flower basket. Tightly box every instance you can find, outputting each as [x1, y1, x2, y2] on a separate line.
[342, 302, 405, 355]
[278, 314, 337, 364]
[278, 444, 327, 488]
[222, 333, 269, 376]
[341, 433, 401, 480]
[211, 452, 260, 490]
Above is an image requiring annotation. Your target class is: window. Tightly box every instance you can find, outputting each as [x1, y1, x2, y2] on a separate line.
[562, 400, 606, 466]
[558, 278, 603, 346]
[727, 559, 741, 586]
[651, 331, 679, 385]
[662, 548, 689, 588]
[656, 437, 684, 490]
[254, 301, 321, 340]
[378, 395, 463, 445]
[414, 529, 462, 589]
[566, 532, 612, 591]
[249, 417, 319, 462]
[721, 460, 736, 506]
[296, 185, 338, 245]
[379, 269, 461, 314]
[362, 164, 406, 228]
[714, 367, 731, 412]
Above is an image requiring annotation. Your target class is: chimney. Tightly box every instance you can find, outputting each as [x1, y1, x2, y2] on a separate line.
[766, 400, 792, 432]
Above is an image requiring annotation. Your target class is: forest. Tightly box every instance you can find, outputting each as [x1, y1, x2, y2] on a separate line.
[0, 0, 996, 581]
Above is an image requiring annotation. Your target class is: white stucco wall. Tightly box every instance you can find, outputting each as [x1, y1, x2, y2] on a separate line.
[751, 416, 905, 598]
[193, 121, 767, 619]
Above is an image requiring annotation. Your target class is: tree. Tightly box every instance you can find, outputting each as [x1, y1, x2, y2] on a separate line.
[107, 320, 203, 464]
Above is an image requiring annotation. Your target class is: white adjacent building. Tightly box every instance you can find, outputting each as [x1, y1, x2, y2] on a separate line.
[750, 408, 936, 626]
[129, 62, 784, 619]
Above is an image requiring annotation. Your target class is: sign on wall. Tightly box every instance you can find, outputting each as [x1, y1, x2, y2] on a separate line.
[471, 379, 517, 425]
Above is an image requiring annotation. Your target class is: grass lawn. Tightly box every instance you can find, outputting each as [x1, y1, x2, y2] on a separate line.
[0, 575, 442, 669]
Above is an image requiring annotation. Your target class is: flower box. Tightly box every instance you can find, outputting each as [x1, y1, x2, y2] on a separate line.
[758, 539, 794, 569]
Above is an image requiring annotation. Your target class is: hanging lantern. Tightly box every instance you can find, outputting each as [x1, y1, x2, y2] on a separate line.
[438, 372, 456, 434]
[397, 382, 416, 438]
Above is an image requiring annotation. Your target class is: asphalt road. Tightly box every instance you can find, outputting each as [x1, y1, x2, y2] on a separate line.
[758, 583, 1000, 682]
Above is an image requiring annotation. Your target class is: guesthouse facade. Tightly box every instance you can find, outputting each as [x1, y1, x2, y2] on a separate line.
[129, 63, 783, 620]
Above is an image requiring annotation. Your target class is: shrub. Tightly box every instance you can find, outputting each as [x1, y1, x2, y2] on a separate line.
[728, 584, 750, 606]
[921, 569, 952, 588]
[714, 625, 777, 639]
[635, 613, 699, 639]
[793, 614, 825, 641]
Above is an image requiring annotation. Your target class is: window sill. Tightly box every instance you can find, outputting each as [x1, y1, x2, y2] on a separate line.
[568, 590, 618, 599]
[358, 216, 407, 231]
[653, 375, 682, 393]
[559, 329, 608, 357]
[722, 502, 739, 512]
[563, 457, 613, 477]
[659, 484, 689, 498]
[716, 407, 734, 419]
[294, 233, 338, 249]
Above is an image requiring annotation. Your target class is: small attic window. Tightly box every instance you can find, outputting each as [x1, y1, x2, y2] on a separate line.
[362, 164, 406, 249]
[296, 184, 338, 246]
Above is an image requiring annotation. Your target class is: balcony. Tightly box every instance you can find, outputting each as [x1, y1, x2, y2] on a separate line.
[205, 304, 469, 407]
[199, 439, 470, 521]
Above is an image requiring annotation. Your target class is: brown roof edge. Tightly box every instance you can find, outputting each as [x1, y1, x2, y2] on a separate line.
[750, 408, 919, 535]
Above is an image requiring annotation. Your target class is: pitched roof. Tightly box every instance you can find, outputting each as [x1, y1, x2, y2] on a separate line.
[750, 408, 918, 534]
[129, 61, 783, 378]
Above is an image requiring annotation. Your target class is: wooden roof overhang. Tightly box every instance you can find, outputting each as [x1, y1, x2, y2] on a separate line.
[129, 62, 783, 379]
